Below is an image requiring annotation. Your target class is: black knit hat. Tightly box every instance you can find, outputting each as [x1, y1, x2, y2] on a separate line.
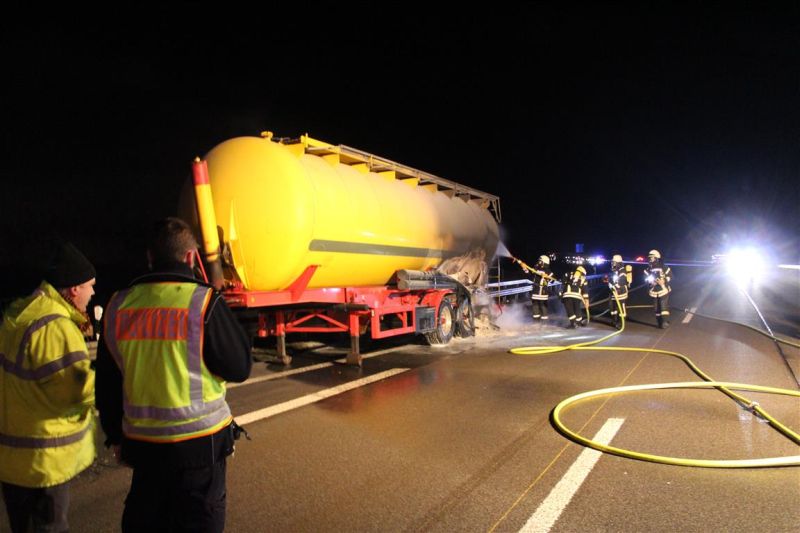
[44, 242, 96, 288]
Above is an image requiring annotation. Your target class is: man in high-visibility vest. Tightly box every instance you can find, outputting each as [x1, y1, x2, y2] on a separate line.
[0, 241, 97, 533]
[96, 217, 251, 533]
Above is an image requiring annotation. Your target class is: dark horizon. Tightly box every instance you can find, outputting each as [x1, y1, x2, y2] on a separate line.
[1, 6, 797, 298]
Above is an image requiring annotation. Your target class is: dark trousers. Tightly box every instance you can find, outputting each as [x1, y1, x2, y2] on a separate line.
[532, 299, 549, 319]
[562, 298, 583, 323]
[1, 481, 70, 533]
[122, 459, 227, 533]
[609, 297, 626, 319]
[654, 294, 670, 322]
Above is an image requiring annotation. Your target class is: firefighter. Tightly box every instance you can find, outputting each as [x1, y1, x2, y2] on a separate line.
[644, 249, 672, 328]
[96, 217, 252, 533]
[525, 255, 555, 323]
[561, 265, 589, 328]
[0, 242, 97, 533]
[608, 254, 629, 329]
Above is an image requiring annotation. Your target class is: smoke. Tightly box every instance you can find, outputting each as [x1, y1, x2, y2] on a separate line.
[495, 241, 512, 258]
[493, 302, 531, 330]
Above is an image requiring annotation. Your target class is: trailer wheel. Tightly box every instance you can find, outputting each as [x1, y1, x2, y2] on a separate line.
[455, 298, 475, 338]
[425, 299, 455, 345]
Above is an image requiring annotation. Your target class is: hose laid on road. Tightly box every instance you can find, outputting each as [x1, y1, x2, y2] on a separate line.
[510, 292, 800, 468]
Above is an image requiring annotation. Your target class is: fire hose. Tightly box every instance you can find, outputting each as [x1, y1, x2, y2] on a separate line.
[509, 289, 800, 468]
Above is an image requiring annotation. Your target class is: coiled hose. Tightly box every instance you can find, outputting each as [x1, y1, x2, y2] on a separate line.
[510, 290, 800, 468]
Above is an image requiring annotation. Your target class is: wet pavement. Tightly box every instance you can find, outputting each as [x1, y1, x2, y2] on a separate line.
[4, 265, 799, 532]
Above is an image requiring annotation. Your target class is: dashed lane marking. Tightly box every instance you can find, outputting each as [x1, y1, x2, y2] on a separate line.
[682, 307, 697, 324]
[519, 418, 625, 533]
[234, 368, 410, 426]
[228, 345, 409, 389]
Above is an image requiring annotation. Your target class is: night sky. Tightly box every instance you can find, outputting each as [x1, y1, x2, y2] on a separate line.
[1, 5, 798, 298]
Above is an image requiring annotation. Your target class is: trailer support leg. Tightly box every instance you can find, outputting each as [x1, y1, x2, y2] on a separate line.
[346, 313, 362, 367]
[275, 311, 292, 365]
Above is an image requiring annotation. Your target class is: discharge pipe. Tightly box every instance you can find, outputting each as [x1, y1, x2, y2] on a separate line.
[192, 157, 224, 290]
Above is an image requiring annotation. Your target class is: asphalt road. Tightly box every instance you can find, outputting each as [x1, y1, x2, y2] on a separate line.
[4, 265, 798, 532]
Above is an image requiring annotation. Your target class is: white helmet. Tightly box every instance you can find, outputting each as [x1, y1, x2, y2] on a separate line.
[648, 249, 661, 259]
[538, 255, 550, 265]
[612, 254, 623, 263]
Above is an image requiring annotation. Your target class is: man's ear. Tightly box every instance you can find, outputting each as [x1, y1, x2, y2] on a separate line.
[183, 249, 196, 267]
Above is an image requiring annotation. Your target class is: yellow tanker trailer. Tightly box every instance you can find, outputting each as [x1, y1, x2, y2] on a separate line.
[182, 132, 500, 365]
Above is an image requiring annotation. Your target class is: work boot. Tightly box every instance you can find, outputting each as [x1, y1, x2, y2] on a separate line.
[657, 317, 663, 329]
[578, 318, 587, 327]
[660, 320, 670, 329]
[613, 317, 621, 330]
[567, 319, 576, 329]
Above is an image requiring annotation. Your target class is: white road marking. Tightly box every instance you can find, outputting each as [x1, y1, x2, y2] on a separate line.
[519, 418, 625, 533]
[681, 307, 697, 324]
[234, 368, 410, 426]
[228, 345, 409, 389]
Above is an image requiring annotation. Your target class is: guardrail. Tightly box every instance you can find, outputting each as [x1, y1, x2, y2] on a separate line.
[486, 274, 608, 301]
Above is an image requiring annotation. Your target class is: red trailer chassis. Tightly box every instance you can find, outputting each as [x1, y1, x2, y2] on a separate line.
[221, 265, 456, 366]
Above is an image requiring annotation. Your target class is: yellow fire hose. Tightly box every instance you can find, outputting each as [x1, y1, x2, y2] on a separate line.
[510, 290, 800, 468]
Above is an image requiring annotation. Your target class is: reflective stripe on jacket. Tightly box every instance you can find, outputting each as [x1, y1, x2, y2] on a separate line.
[104, 282, 232, 443]
[646, 266, 672, 297]
[0, 281, 96, 487]
[531, 268, 552, 301]
[561, 273, 588, 301]
[610, 270, 629, 301]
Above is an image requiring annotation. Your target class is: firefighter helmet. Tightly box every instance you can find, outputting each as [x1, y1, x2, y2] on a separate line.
[612, 254, 623, 263]
[648, 249, 661, 259]
[538, 255, 550, 265]
[576, 266, 587, 276]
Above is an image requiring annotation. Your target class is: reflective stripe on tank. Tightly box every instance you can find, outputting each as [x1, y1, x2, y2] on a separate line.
[0, 314, 89, 380]
[0, 424, 90, 449]
[309, 239, 454, 259]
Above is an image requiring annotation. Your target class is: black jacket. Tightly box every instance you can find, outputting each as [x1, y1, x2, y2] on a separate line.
[95, 262, 252, 468]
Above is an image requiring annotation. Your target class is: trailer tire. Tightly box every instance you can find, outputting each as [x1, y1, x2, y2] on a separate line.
[455, 298, 475, 338]
[425, 299, 455, 345]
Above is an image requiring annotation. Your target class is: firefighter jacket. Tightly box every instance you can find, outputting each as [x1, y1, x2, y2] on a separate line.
[645, 263, 672, 297]
[531, 266, 553, 301]
[609, 266, 629, 301]
[561, 270, 588, 301]
[96, 263, 251, 468]
[0, 281, 96, 487]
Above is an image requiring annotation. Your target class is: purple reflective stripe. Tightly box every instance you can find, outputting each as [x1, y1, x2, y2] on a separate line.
[124, 405, 232, 438]
[103, 290, 130, 371]
[0, 424, 90, 449]
[187, 286, 210, 405]
[121, 286, 212, 420]
[124, 396, 227, 420]
[0, 350, 89, 380]
[16, 314, 63, 367]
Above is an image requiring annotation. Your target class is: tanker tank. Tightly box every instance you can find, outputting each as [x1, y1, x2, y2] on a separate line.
[179, 133, 500, 292]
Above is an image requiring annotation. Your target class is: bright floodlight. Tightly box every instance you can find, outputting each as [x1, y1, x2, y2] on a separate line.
[724, 247, 766, 281]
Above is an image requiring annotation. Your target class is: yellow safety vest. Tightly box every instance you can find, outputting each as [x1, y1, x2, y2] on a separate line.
[104, 282, 232, 443]
[0, 282, 96, 487]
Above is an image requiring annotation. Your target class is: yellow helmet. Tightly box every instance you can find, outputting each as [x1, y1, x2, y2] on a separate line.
[538, 255, 550, 265]
[612, 254, 623, 263]
[576, 266, 587, 275]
